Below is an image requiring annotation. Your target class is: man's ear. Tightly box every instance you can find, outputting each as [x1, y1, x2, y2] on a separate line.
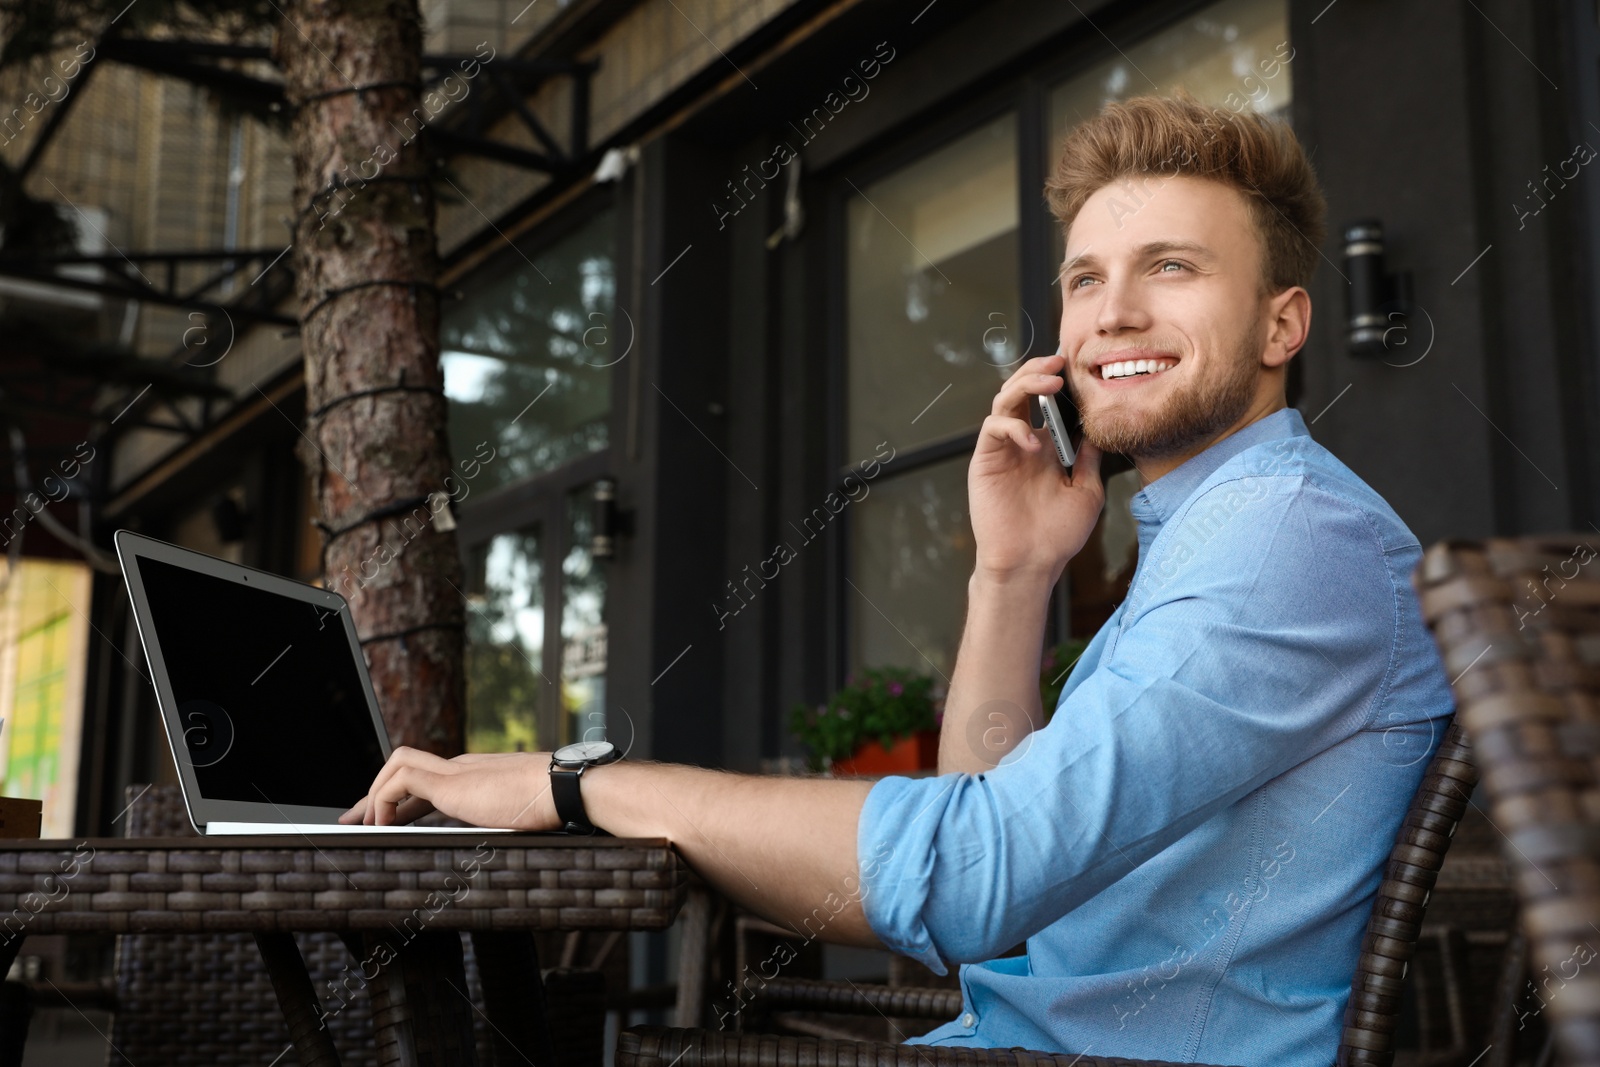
[1263, 286, 1311, 368]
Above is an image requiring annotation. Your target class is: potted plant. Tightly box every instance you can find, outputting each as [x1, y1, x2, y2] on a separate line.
[788, 666, 939, 775]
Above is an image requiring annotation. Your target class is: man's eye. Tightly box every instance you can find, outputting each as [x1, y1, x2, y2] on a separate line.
[1068, 274, 1095, 289]
[1158, 260, 1188, 273]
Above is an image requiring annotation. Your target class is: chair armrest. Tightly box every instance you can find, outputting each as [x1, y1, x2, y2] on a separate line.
[620, 1025, 1247, 1067]
[751, 977, 962, 1019]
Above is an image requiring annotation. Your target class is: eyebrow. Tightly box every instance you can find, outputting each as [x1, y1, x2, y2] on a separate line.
[1058, 240, 1218, 279]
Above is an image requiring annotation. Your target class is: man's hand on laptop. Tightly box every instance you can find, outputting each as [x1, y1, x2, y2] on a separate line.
[970, 352, 1104, 584]
[339, 748, 559, 830]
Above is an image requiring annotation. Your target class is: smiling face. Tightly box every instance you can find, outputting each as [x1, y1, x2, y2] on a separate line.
[1057, 174, 1310, 482]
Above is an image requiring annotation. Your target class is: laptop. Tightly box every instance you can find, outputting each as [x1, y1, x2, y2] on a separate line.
[115, 530, 520, 837]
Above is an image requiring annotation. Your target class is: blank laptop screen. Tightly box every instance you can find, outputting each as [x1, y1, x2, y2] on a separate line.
[138, 556, 388, 810]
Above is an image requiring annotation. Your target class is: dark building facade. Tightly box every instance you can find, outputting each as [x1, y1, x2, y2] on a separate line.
[68, 0, 1597, 831]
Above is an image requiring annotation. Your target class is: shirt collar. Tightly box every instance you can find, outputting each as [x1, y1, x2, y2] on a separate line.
[1127, 406, 1309, 529]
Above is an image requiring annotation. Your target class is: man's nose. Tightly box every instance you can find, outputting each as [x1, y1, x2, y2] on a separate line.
[1095, 273, 1153, 334]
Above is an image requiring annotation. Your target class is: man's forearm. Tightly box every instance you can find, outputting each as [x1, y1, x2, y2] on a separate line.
[575, 759, 884, 948]
[939, 569, 1055, 774]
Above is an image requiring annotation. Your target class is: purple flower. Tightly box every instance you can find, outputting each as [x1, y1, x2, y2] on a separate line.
[889, 681, 903, 696]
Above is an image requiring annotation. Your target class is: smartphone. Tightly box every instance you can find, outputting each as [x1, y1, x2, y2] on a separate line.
[1036, 393, 1076, 469]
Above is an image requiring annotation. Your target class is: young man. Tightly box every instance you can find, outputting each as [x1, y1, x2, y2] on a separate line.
[342, 91, 1455, 1066]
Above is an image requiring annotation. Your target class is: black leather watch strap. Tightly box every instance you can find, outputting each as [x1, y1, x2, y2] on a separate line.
[550, 767, 595, 834]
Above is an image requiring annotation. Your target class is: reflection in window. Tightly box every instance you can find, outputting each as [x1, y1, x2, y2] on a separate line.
[846, 112, 1021, 459]
[1047, 0, 1291, 271]
[442, 208, 617, 493]
[840, 0, 1291, 674]
[561, 483, 607, 749]
[843, 113, 1019, 679]
[1044, 0, 1291, 630]
[849, 454, 973, 680]
[464, 530, 544, 753]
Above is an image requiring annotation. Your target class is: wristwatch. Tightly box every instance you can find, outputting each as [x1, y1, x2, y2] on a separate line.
[549, 740, 621, 834]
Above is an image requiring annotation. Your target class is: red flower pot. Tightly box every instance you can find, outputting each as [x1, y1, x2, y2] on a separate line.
[831, 730, 939, 776]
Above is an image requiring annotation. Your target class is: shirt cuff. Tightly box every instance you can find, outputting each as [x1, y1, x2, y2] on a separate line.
[856, 772, 958, 976]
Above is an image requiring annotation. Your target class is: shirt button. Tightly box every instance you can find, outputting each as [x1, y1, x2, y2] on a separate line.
[961, 1013, 975, 1028]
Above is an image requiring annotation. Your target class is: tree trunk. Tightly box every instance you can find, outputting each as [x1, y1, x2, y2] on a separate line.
[276, 0, 464, 756]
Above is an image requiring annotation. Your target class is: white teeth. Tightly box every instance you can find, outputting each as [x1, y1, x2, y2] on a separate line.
[1100, 358, 1175, 380]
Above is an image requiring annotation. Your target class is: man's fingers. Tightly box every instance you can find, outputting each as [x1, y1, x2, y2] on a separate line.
[990, 367, 1066, 420]
[978, 414, 1042, 456]
[999, 352, 1066, 389]
[1071, 436, 1104, 490]
[369, 766, 438, 826]
[393, 795, 437, 824]
[361, 746, 450, 825]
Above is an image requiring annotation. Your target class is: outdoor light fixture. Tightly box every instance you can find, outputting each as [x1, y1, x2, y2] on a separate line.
[591, 478, 632, 561]
[1342, 219, 1414, 356]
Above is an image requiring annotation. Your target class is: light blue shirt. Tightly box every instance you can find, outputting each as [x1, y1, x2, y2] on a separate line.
[856, 406, 1455, 1067]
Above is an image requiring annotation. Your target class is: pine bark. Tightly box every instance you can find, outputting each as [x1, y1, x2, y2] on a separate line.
[275, 0, 464, 755]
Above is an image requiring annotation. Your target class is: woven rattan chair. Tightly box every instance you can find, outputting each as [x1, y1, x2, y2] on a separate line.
[1414, 533, 1600, 1067]
[621, 708, 1480, 1067]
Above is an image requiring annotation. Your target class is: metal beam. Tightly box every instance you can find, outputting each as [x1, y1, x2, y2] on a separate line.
[0, 263, 297, 327]
[17, 50, 102, 182]
[24, 248, 288, 266]
[6, 354, 233, 398]
[86, 38, 596, 176]
[429, 128, 566, 172]
[98, 39, 285, 114]
[0, 247, 293, 321]
[100, 39, 588, 77]
[487, 65, 567, 163]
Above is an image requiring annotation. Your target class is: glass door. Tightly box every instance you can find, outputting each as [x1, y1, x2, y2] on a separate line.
[443, 201, 618, 753]
[463, 527, 546, 753]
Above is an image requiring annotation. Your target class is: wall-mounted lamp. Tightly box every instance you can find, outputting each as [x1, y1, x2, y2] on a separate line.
[1342, 219, 1414, 355]
[590, 478, 634, 561]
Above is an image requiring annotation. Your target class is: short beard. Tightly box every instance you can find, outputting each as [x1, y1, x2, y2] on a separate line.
[1072, 321, 1264, 461]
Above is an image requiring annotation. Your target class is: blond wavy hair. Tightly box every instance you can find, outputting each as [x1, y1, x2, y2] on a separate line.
[1045, 88, 1328, 294]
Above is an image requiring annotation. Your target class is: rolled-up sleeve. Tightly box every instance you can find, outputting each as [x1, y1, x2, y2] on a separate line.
[855, 479, 1398, 974]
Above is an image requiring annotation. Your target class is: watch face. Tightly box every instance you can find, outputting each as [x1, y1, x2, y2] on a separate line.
[554, 740, 616, 763]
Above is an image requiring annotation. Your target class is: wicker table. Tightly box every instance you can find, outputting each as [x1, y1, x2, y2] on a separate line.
[0, 832, 688, 1067]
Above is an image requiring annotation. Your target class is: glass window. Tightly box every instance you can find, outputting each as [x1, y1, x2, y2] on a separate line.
[842, 0, 1291, 679]
[0, 559, 90, 838]
[560, 483, 606, 749]
[441, 207, 617, 493]
[1047, 0, 1291, 270]
[849, 454, 973, 679]
[464, 529, 545, 753]
[1046, 0, 1291, 630]
[846, 112, 1021, 459]
[844, 113, 1020, 679]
